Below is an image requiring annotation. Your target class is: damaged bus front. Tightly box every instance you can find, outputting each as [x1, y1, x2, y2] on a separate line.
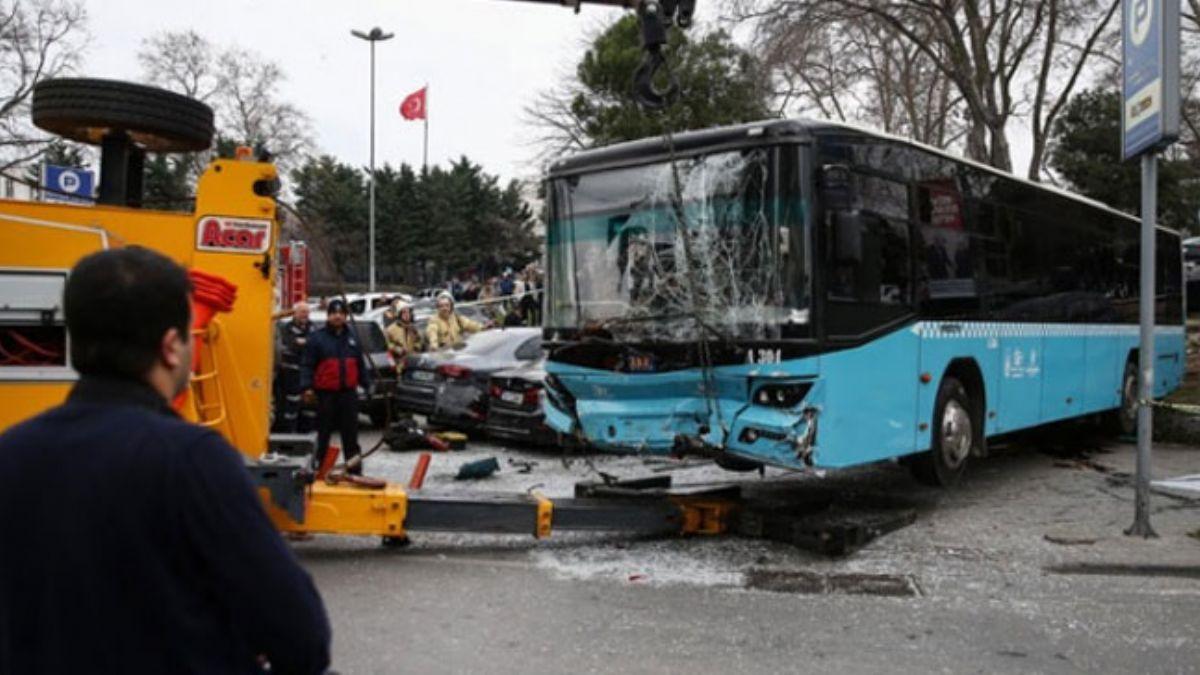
[541, 122, 821, 472]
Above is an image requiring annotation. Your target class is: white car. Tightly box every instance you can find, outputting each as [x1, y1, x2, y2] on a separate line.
[1184, 237, 1200, 283]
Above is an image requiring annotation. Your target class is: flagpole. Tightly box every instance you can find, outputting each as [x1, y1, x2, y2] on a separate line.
[422, 83, 429, 173]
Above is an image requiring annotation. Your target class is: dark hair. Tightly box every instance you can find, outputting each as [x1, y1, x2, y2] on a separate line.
[65, 246, 192, 380]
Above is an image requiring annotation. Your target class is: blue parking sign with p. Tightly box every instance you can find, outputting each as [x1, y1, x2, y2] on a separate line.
[42, 164, 95, 204]
[1121, 0, 1180, 160]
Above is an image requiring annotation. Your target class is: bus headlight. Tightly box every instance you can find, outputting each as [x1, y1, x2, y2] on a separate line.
[752, 382, 812, 409]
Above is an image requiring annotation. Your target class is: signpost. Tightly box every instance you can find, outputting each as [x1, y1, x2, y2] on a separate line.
[1121, 0, 1180, 538]
[40, 164, 95, 205]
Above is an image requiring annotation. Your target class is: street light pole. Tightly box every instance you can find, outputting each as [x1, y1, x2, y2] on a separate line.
[351, 26, 394, 293]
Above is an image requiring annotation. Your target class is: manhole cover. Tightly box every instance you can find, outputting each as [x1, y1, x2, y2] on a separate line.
[744, 569, 921, 597]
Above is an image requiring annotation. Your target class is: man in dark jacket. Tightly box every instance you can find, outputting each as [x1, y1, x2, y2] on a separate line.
[276, 301, 316, 433]
[302, 299, 371, 474]
[0, 247, 330, 675]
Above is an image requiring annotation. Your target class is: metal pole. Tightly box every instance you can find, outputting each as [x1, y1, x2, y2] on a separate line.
[368, 39, 377, 293]
[353, 27, 392, 290]
[1127, 152, 1157, 538]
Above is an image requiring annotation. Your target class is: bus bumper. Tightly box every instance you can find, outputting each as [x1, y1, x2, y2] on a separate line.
[542, 369, 824, 471]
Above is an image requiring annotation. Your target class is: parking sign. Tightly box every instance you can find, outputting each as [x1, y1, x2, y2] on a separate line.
[1121, 0, 1180, 160]
[41, 164, 95, 204]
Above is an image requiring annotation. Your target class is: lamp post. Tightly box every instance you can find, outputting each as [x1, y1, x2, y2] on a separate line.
[351, 26, 393, 292]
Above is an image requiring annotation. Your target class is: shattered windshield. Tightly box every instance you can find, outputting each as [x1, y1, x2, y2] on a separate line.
[547, 147, 807, 342]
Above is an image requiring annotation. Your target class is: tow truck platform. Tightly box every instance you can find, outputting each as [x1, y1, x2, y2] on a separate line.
[249, 451, 918, 558]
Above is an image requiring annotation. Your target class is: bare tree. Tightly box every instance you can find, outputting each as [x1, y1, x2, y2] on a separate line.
[1180, 0, 1200, 150]
[135, 30, 218, 101]
[729, 0, 1119, 180]
[748, 4, 965, 148]
[138, 31, 313, 173]
[523, 84, 595, 165]
[214, 48, 312, 169]
[0, 0, 86, 171]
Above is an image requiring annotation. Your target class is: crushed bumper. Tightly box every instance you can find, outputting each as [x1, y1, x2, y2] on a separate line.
[543, 367, 823, 470]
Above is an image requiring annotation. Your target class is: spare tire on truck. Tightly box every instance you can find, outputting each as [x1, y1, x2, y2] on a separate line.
[31, 78, 214, 152]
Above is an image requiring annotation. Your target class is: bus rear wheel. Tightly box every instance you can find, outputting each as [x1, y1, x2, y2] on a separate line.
[911, 377, 974, 487]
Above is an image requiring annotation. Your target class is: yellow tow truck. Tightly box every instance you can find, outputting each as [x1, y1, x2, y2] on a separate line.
[0, 66, 742, 544]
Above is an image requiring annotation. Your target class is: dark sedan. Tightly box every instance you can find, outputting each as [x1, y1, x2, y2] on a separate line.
[484, 358, 568, 447]
[395, 327, 542, 431]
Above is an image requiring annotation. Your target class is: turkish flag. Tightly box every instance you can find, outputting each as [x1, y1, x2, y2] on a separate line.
[400, 87, 427, 120]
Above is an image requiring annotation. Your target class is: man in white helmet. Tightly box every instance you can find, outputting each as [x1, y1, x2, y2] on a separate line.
[426, 291, 483, 350]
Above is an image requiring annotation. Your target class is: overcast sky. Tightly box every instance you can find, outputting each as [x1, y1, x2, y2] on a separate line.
[86, 0, 639, 184]
[83, 1, 1037, 184]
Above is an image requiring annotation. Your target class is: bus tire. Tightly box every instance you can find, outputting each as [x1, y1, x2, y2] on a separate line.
[1106, 359, 1139, 437]
[911, 376, 973, 487]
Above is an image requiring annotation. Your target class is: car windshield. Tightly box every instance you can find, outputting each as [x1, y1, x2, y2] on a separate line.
[546, 146, 808, 342]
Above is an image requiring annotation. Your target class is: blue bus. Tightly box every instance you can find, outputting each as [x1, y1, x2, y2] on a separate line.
[540, 120, 1186, 485]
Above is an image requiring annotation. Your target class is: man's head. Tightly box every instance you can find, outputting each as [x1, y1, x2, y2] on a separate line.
[293, 301, 310, 324]
[64, 247, 193, 400]
[326, 299, 347, 329]
[436, 291, 454, 320]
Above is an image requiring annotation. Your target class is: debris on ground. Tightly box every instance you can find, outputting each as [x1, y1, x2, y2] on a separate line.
[1043, 534, 1098, 546]
[507, 458, 538, 474]
[739, 501, 918, 557]
[383, 417, 467, 452]
[455, 457, 500, 480]
[1052, 458, 1115, 474]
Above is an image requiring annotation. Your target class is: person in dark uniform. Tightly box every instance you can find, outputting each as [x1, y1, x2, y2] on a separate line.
[302, 298, 370, 474]
[0, 247, 330, 675]
[277, 301, 316, 433]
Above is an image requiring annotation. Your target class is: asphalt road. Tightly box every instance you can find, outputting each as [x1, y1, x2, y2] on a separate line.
[295, 429, 1200, 674]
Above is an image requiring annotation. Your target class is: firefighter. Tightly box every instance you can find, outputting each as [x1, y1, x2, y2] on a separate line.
[277, 301, 316, 433]
[0, 247, 330, 674]
[301, 299, 371, 474]
[385, 301, 423, 360]
[426, 291, 484, 350]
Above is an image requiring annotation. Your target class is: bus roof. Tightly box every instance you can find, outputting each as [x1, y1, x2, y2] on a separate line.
[547, 118, 1174, 235]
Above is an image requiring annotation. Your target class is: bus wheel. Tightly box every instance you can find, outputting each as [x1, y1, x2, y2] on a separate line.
[911, 377, 973, 487]
[1107, 359, 1139, 437]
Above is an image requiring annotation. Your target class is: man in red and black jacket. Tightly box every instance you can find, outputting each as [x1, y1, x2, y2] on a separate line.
[301, 299, 371, 474]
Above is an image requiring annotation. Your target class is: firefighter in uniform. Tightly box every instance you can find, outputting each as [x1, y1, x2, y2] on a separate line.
[426, 291, 484, 351]
[277, 301, 315, 433]
[301, 299, 370, 474]
[385, 301, 423, 360]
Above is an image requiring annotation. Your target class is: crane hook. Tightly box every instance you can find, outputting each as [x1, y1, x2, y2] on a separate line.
[633, 0, 679, 110]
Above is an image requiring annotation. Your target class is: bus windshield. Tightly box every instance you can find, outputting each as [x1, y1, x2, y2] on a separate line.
[546, 147, 807, 343]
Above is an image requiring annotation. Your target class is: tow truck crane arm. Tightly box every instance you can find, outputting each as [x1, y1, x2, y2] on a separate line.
[501, 0, 697, 109]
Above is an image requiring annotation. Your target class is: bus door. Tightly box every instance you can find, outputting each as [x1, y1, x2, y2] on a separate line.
[821, 171, 919, 463]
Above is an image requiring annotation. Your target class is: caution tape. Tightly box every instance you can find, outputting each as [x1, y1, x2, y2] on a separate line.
[1149, 400, 1200, 415]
